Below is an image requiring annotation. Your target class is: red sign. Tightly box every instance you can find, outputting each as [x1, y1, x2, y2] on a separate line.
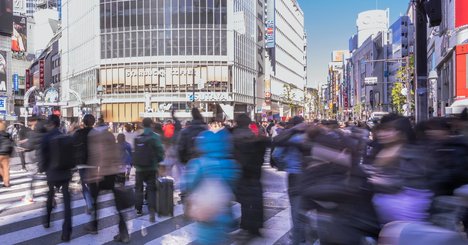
[456, 44, 468, 98]
[25, 69, 30, 90]
[39, 59, 45, 89]
[456, 0, 468, 28]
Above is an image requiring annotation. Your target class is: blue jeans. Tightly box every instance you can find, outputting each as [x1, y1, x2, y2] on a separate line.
[79, 169, 93, 210]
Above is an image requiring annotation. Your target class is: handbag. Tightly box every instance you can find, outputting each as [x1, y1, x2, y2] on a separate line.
[114, 186, 135, 211]
[186, 178, 233, 222]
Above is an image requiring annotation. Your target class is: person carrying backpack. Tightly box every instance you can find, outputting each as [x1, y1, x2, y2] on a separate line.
[134, 118, 165, 222]
[39, 115, 74, 242]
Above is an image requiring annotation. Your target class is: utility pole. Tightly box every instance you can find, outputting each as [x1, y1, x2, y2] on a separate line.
[413, 0, 428, 122]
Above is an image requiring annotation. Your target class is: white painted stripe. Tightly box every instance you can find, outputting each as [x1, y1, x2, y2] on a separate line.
[0, 180, 48, 194]
[0, 203, 123, 244]
[146, 203, 242, 245]
[237, 208, 292, 245]
[60, 205, 185, 245]
[0, 193, 115, 226]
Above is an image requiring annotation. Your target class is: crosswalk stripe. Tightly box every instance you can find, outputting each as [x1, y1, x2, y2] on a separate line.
[146, 204, 242, 245]
[0, 192, 115, 227]
[61, 205, 186, 245]
[0, 202, 127, 244]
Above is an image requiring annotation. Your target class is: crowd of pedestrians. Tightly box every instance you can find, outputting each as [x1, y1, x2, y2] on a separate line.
[0, 108, 468, 244]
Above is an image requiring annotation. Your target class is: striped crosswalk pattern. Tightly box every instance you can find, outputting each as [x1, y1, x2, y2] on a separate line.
[0, 168, 293, 244]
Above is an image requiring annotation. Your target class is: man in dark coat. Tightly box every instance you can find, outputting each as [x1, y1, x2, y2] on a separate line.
[232, 114, 268, 238]
[39, 115, 73, 242]
[72, 114, 95, 213]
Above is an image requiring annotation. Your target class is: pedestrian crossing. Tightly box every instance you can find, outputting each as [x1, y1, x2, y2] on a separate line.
[0, 168, 293, 244]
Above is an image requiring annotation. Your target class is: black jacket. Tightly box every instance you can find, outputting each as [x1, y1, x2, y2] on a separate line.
[176, 120, 207, 164]
[39, 128, 73, 182]
[232, 127, 268, 180]
[0, 132, 13, 155]
[73, 127, 93, 166]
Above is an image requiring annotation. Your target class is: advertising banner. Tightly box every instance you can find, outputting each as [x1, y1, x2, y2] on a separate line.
[456, 0, 468, 28]
[0, 51, 7, 93]
[265, 0, 275, 49]
[12, 15, 27, 52]
[0, 0, 13, 36]
[39, 59, 45, 89]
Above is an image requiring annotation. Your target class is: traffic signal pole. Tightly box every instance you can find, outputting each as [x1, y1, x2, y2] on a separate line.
[413, 0, 428, 122]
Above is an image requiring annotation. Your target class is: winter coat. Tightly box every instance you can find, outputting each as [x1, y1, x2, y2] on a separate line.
[39, 128, 73, 182]
[272, 124, 308, 175]
[176, 120, 207, 164]
[86, 126, 123, 183]
[119, 141, 132, 167]
[231, 127, 268, 232]
[0, 132, 13, 156]
[181, 128, 240, 245]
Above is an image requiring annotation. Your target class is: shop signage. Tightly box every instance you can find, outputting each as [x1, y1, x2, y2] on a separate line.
[0, 96, 7, 113]
[186, 92, 232, 102]
[125, 68, 195, 78]
[39, 59, 45, 89]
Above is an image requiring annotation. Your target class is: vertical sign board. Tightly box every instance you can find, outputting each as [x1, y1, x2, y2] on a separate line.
[12, 15, 27, 52]
[0, 97, 6, 114]
[57, 0, 62, 20]
[456, 44, 468, 98]
[25, 68, 30, 91]
[265, 0, 275, 49]
[13, 73, 18, 92]
[39, 59, 45, 89]
[0, 51, 7, 93]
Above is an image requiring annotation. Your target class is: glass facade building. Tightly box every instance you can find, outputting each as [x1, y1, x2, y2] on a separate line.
[62, 0, 265, 123]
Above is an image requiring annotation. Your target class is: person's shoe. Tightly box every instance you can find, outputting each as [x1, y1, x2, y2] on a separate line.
[149, 210, 156, 223]
[61, 233, 71, 242]
[113, 233, 130, 243]
[85, 225, 98, 234]
[43, 215, 50, 228]
[248, 229, 262, 237]
[136, 209, 143, 216]
[21, 168, 28, 172]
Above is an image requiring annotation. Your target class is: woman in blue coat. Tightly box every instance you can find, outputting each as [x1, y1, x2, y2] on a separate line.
[181, 126, 240, 245]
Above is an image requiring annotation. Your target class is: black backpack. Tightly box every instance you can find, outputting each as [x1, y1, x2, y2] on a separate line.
[133, 133, 156, 167]
[49, 134, 76, 170]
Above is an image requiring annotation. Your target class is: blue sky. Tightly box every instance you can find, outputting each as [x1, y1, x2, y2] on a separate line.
[297, 0, 410, 88]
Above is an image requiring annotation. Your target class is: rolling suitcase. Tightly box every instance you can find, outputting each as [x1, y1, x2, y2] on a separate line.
[157, 176, 174, 217]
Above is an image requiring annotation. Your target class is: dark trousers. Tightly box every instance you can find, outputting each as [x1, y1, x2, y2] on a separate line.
[19, 151, 27, 169]
[135, 170, 157, 211]
[288, 173, 306, 244]
[237, 179, 264, 233]
[46, 181, 72, 235]
[88, 175, 128, 236]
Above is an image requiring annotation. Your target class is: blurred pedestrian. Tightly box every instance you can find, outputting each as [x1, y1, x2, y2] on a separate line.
[231, 114, 268, 239]
[16, 122, 31, 171]
[72, 114, 96, 214]
[272, 116, 307, 245]
[123, 123, 136, 151]
[117, 133, 132, 180]
[181, 123, 240, 245]
[176, 108, 207, 165]
[39, 115, 74, 241]
[85, 118, 130, 242]
[0, 121, 13, 187]
[133, 118, 164, 222]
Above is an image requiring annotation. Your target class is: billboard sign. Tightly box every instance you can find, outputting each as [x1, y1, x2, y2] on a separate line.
[364, 77, 378, 86]
[0, 0, 13, 36]
[13, 73, 18, 92]
[13, 0, 25, 15]
[0, 51, 7, 93]
[265, 0, 275, 49]
[12, 15, 27, 53]
[39, 59, 45, 89]
[456, 0, 468, 28]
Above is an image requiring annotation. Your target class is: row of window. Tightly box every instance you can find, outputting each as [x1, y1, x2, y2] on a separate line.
[100, 0, 227, 32]
[101, 29, 227, 59]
